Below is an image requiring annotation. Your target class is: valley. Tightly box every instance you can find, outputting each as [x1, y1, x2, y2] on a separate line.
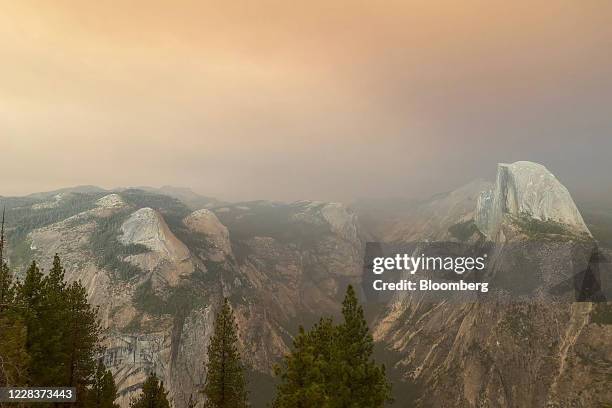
[1, 161, 610, 407]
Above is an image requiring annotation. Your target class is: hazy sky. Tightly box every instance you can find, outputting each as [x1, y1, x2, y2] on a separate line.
[1, 1, 611, 202]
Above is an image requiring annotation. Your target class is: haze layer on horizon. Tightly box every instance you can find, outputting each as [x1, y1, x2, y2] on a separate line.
[1, 1, 611, 202]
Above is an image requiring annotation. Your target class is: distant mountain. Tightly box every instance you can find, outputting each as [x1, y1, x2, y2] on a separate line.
[1, 162, 610, 407]
[26, 184, 107, 196]
[128, 185, 224, 210]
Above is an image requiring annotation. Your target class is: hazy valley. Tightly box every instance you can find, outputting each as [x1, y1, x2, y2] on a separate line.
[1, 162, 611, 407]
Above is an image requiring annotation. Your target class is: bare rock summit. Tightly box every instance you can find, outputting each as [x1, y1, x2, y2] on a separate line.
[476, 161, 590, 239]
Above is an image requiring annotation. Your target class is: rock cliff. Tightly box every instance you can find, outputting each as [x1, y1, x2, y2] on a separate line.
[3, 191, 365, 407]
[373, 162, 611, 407]
[183, 209, 232, 262]
[476, 161, 591, 240]
[119, 207, 193, 288]
[3, 166, 610, 408]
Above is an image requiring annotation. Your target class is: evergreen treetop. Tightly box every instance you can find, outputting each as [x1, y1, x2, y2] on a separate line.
[202, 298, 248, 408]
[130, 372, 171, 408]
[273, 285, 392, 408]
[86, 360, 120, 408]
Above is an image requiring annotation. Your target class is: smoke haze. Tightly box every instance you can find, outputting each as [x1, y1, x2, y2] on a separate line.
[1, 1, 611, 202]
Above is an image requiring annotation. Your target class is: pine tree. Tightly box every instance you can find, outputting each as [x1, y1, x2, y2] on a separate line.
[17, 259, 66, 386]
[273, 285, 392, 408]
[130, 372, 171, 408]
[202, 298, 248, 408]
[0, 263, 14, 313]
[333, 285, 391, 408]
[0, 262, 29, 387]
[0, 313, 29, 386]
[64, 279, 102, 404]
[0, 211, 29, 386]
[14, 255, 103, 404]
[16, 261, 49, 385]
[273, 319, 335, 408]
[39, 254, 70, 385]
[85, 360, 119, 408]
[0, 209, 14, 315]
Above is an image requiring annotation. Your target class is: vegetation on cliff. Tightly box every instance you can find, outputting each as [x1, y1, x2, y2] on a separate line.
[0, 252, 118, 407]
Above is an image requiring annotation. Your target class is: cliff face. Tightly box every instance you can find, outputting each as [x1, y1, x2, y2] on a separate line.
[3, 162, 610, 408]
[120, 207, 194, 288]
[476, 161, 591, 239]
[4, 191, 364, 407]
[374, 240, 610, 407]
[373, 162, 611, 407]
[183, 209, 231, 261]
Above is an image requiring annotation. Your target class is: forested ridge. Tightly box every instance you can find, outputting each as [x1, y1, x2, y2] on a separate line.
[0, 201, 395, 407]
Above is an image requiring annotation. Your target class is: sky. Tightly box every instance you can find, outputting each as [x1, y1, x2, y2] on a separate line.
[1, 0, 611, 202]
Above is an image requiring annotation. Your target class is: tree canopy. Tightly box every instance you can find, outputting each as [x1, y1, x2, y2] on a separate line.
[0, 253, 118, 407]
[273, 285, 392, 408]
[202, 298, 248, 408]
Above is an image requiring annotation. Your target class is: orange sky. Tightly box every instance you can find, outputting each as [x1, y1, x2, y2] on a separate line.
[1, 1, 611, 201]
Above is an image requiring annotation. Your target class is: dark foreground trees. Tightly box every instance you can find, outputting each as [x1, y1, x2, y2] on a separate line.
[0, 253, 118, 407]
[86, 361, 120, 408]
[2, 250, 389, 407]
[202, 298, 248, 408]
[273, 285, 392, 408]
[129, 372, 170, 408]
[0, 259, 28, 387]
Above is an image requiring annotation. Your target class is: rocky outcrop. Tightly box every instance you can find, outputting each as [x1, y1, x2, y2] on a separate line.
[183, 209, 232, 261]
[6, 170, 610, 408]
[374, 238, 611, 407]
[319, 202, 359, 243]
[120, 208, 193, 287]
[27, 193, 129, 306]
[373, 162, 611, 407]
[103, 306, 217, 408]
[476, 161, 591, 239]
[96, 193, 126, 209]
[120, 208, 190, 261]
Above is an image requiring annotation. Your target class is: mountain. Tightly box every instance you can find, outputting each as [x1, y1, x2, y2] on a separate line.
[355, 179, 490, 243]
[372, 162, 611, 407]
[25, 185, 110, 200]
[1, 161, 610, 407]
[127, 186, 224, 210]
[1, 189, 364, 407]
[475, 161, 591, 240]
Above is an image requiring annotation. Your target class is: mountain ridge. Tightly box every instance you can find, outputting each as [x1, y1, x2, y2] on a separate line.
[0, 161, 610, 407]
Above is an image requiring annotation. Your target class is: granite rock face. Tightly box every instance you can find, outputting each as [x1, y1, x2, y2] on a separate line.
[183, 209, 232, 261]
[372, 162, 611, 407]
[4, 163, 610, 408]
[120, 207, 193, 287]
[319, 202, 360, 243]
[120, 207, 191, 261]
[476, 161, 590, 239]
[4, 191, 365, 408]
